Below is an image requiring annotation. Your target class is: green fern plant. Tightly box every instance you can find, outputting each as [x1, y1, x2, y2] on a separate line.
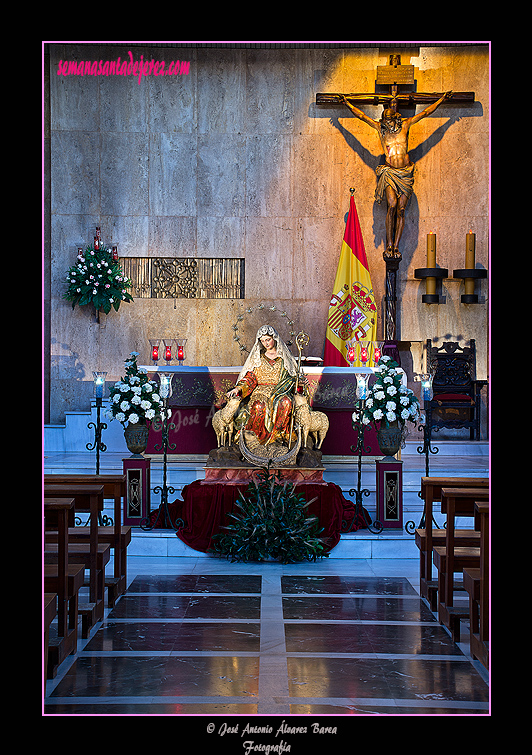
[211, 466, 329, 563]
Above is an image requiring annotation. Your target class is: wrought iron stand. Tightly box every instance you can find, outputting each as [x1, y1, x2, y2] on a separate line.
[86, 397, 107, 475]
[404, 402, 439, 535]
[141, 382, 183, 531]
[349, 400, 383, 534]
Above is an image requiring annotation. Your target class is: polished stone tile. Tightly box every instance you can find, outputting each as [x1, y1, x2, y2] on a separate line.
[289, 702, 488, 715]
[49, 655, 260, 698]
[127, 574, 262, 594]
[285, 622, 463, 655]
[281, 576, 418, 595]
[108, 594, 261, 620]
[283, 596, 435, 622]
[45, 702, 259, 715]
[287, 656, 489, 702]
[85, 621, 261, 652]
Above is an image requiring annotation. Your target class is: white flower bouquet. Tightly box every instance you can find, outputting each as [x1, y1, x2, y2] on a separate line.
[362, 356, 420, 428]
[63, 245, 133, 314]
[107, 352, 164, 427]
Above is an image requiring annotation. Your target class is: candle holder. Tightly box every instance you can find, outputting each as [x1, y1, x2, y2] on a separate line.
[372, 341, 385, 366]
[176, 338, 187, 365]
[348, 386, 383, 534]
[414, 266, 448, 303]
[141, 372, 183, 531]
[452, 268, 487, 304]
[149, 339, 162, 365]
[163, 339, 175, 365]
[87, 372, 107, 475]
[345, 338, 357, 367]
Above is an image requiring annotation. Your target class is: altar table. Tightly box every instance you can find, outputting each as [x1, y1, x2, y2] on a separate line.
[142, 365, 400, 457]
[147, 479, 369, 554]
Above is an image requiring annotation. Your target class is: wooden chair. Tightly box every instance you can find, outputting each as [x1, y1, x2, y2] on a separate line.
[43, 498, 85, 678]
[44, 474, 129, 606]
[44, 484, 106, 635]
[425, 339, 487, 440]
[416, 476, 489, 608]
[433, 487, 489, 640]
[464, 501, 489, 668]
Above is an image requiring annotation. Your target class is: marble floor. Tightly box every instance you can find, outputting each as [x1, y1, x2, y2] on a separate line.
[44, 554, 490, 720]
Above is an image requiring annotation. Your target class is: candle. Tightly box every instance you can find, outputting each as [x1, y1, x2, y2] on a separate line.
[356, 372, 371, 400]
[347, 346, 356, 365]
[373, 342, 382, 365]
[426, 232, 436, 296]
[93, 371, 107, 399]
[427, 232, 436, 267]
[177, 346, 184, 361]
[164, 344, 172, 362]
[465, 230, 476, 296]
[151, 345, 159, 362]
[465, 230, 476, 269]
[359, 342, 369, 364]
[112, 245, 118, 261]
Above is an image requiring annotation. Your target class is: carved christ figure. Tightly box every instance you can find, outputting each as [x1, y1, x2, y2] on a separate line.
[340, 91, 453, 258]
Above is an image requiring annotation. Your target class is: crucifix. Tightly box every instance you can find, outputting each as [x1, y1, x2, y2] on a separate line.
[316, 54, 474, 341]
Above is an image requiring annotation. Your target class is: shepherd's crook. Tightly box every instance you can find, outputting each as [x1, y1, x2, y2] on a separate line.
[288, 331, 309, 449]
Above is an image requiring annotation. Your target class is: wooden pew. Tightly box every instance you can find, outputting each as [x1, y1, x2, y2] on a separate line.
[43, 593, 57, 688]
[464, 501, 489, 668]
[43, 484, 106, 634]
[416, 477, 489, 608]
[433, 487, 489, 640]
[43, 498, 85, 678]
[44, 474, 129, 606]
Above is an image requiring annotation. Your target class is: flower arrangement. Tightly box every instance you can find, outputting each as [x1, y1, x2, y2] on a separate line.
[362, 356, 420, 428]
[211, 466, 329, 563]
[63, 245, 133, 314]
[107, 353, 164, 427]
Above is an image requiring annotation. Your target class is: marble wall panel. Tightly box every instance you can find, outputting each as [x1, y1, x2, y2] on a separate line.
[149, 133, 197, 217]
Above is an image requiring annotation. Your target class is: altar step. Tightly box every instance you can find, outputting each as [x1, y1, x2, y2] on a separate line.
[126, 527, 420, 559]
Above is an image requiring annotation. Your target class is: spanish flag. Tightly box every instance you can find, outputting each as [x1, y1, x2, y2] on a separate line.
[323, 191, 377, 366]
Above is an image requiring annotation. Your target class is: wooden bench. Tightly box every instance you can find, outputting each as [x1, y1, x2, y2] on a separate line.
[43, 593, 57, 689]
[43, 498, 85, 678]
[464, 501, 489, 668]
[433, 487, 489, 640]
[44, 484, 105, 635]
[44, 474, 129, 606]
[44, 542, 110, 637]
[417, 477, 489, 607]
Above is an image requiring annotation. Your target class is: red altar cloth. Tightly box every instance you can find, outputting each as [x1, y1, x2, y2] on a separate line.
[147, 480, 368, 554]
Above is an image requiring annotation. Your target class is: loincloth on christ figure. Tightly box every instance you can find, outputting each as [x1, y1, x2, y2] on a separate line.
[375, 163, 415, 203]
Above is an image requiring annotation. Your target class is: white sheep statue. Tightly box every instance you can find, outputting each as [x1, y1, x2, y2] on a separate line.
[293, 394, 329, 449]
[212, 397, 242, 447]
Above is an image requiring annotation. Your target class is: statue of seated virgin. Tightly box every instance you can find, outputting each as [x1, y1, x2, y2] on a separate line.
[212, 325, 312, 466]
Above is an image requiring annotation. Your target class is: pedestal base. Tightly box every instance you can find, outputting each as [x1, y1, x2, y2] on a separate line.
[122, 456, 151, 526]
[203, 466, 326, 484]
[376, 457, 403, 529]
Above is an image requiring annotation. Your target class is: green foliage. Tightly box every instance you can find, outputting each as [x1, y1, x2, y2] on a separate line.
[63, 245, 133, 314]
[210, 466, 329, 564]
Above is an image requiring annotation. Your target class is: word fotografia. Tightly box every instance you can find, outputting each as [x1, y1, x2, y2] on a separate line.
[56, 50, 190, 84]
[210, 720, 338, 746]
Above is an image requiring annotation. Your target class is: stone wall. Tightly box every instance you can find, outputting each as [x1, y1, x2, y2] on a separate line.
[44, 43, 489, 426]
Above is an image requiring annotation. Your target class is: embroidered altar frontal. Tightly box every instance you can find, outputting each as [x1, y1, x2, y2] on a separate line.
[143, 366, 381, 457]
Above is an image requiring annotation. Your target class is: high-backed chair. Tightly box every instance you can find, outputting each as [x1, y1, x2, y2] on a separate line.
[425, 339, 487, 441]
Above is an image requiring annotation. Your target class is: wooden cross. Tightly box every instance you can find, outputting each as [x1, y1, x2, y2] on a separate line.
[316, 55, 476, 344]
[316, 55, 474, 111]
